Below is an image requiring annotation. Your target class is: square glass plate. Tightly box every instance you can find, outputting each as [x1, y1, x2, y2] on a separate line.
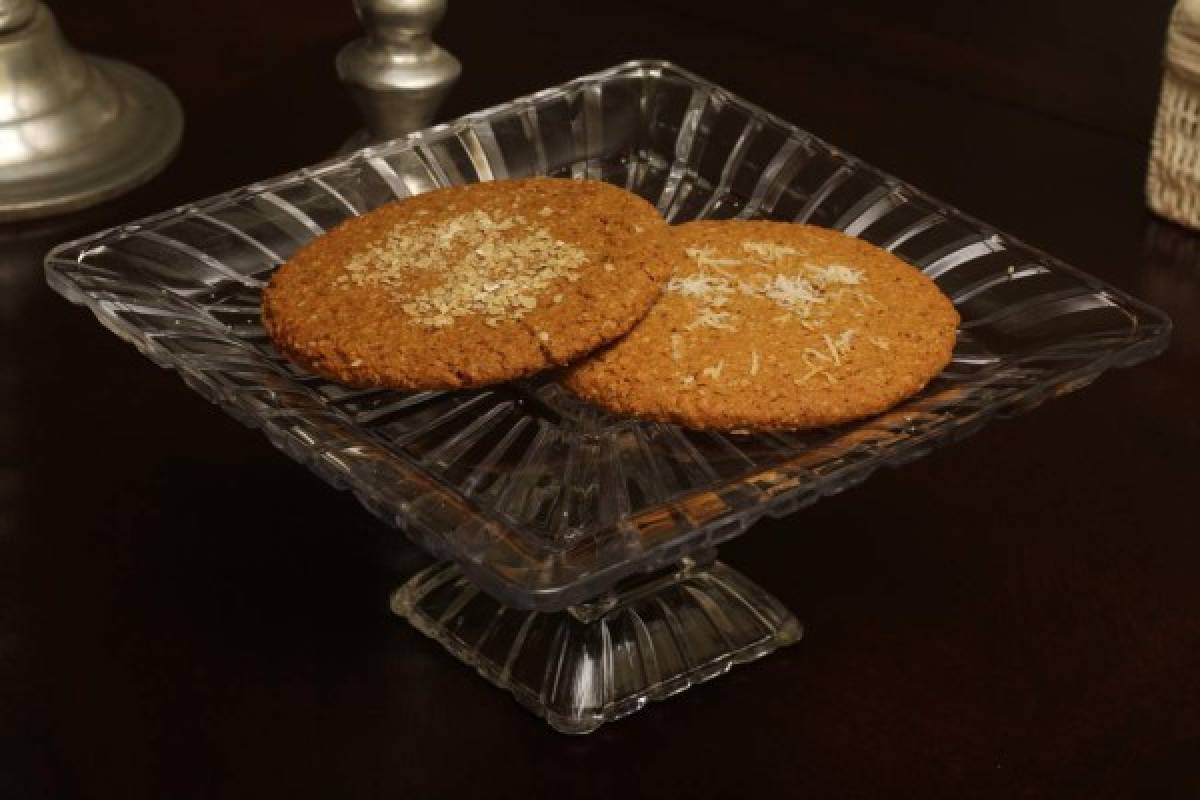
[46, 61, 1169, 610]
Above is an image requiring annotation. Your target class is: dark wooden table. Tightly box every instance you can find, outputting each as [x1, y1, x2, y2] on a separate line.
[5, 1, 1199, 797]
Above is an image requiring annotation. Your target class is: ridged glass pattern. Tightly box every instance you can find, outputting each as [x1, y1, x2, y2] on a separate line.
[392, 553, 800, 733]
[46, 60, 1171, 614]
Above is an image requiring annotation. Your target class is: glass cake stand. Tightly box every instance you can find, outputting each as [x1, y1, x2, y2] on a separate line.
[46, 61, 1171, 734]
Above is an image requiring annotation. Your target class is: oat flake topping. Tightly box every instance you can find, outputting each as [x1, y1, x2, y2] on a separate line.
[338, 210, 588, 328]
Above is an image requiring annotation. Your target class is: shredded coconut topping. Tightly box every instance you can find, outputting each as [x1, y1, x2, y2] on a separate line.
[685, 246, 744, 269]
[668, 273, 735, 308]
[809, 264, 864, 287]
[687, 307, 736, 331]
[791, 328, 857, 384]
[670, 240, 873, 334]
[758, 274, 825, 316]
[741, 241, 801, 262]
[340, 210, 587, 328]
[701, 360, 726, 380]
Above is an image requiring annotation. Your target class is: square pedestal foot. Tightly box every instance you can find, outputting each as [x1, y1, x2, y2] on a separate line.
[391, 557, 801, 734]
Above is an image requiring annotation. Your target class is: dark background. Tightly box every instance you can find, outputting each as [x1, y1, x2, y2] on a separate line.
[4, 1, 1199, 797]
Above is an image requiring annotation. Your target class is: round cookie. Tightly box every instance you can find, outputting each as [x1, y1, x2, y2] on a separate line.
[562, 220, 960, 431]
[262, 178, 673, 391]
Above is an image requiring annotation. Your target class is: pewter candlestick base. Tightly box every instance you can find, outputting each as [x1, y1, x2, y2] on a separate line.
[0, 3, 183, 222]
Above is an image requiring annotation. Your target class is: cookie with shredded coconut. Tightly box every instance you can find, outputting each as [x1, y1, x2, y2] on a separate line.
[562, 220, 959, 430]
[262, 178, 673, 390]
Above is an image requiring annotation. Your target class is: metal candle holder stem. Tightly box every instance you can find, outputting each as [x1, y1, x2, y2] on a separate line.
[338, 0, 461, 145]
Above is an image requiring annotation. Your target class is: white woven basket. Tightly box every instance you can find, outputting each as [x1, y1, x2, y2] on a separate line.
[1148, 0, 1200, 228]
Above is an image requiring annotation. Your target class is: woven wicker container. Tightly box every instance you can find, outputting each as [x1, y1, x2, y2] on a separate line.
[1148, 0, 1200, 228]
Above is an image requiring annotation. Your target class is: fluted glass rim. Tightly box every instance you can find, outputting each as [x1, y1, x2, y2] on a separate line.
[45, 60, 1172, 610]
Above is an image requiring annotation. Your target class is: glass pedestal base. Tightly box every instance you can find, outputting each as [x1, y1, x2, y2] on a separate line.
[390, 553, 802, 734]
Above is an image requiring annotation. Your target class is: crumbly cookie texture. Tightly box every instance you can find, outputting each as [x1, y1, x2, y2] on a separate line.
[563, 220, 960, 431]
[262, 178, 673, 390]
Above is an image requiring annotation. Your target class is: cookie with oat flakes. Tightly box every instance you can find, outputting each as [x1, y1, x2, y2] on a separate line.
[562, 220, 959, 431]
[262, 178, 674, 390]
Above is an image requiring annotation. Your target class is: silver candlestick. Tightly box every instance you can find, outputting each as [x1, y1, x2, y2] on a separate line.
[0, 1, 183, 222]
[337, 0, 461, 147]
